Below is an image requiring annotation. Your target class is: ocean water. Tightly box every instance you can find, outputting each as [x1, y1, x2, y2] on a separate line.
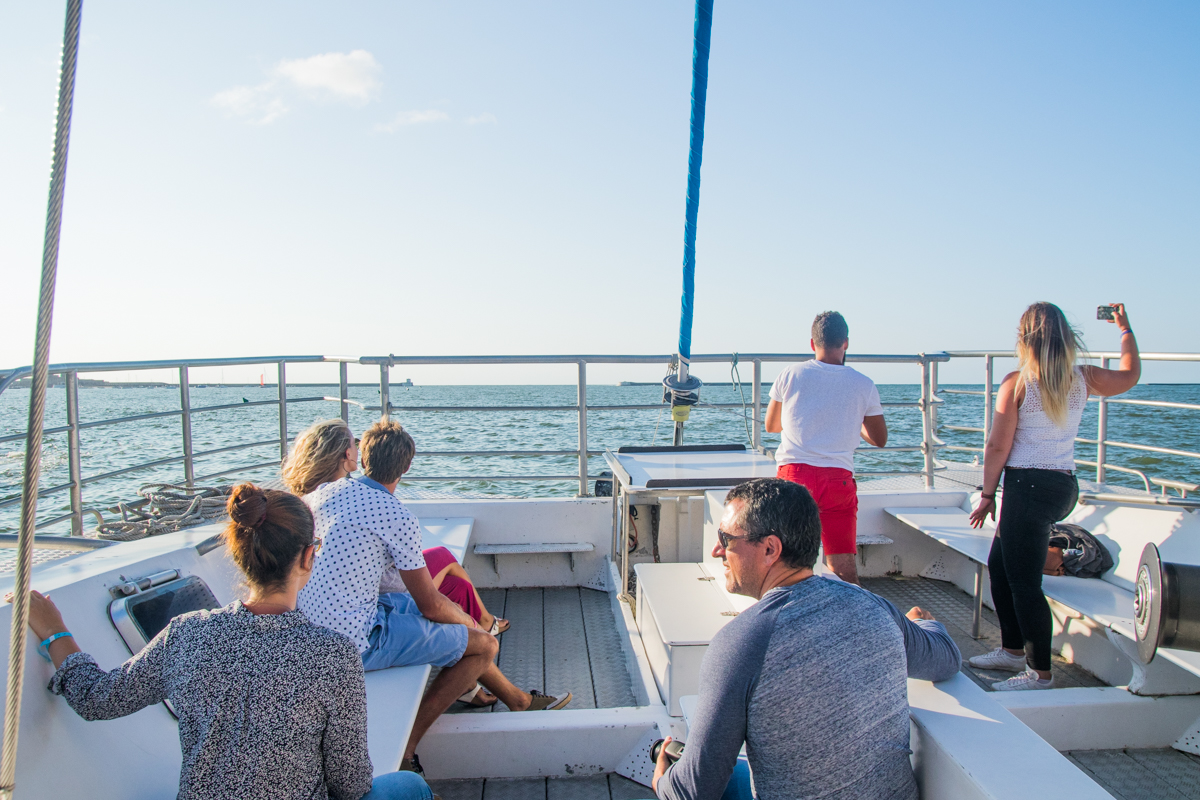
[1, 382, 1197, 535]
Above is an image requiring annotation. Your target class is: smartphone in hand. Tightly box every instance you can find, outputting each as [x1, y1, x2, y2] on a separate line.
[1097, 306, 1116, 321]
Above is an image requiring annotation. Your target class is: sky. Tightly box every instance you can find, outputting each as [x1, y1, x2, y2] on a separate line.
[1, 1, 1198, 386]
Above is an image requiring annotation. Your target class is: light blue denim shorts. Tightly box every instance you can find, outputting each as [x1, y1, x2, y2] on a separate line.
[361, 591, 469, 672]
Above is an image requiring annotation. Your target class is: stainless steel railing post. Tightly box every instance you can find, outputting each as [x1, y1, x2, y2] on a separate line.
[179, 366, 194, 488]
[752, 359, 762, 451]
[921, 359, 934, 488]
[983, 355, 994, 448]
[379, 364, 391, 422]
[339, 361, 349, 423]
[577, 360, 588, 497]
[1097, 356, 1110, 483]
[65, 372, 83, 535]
[930, 359, 940, 456]
[277, 362, 288, 463]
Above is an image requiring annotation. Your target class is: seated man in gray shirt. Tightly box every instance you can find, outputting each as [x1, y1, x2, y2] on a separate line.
[653, 478, 960, 800]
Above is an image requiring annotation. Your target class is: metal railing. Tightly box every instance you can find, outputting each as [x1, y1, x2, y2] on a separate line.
[0, 352, 953, 540]
[4, 348, 1195, 542]
[942, 351, 1200, 497]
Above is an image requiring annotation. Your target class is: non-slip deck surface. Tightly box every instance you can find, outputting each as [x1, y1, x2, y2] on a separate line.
[430, 773, 648, 800]
[1066, 749, 1200, 800]
[861, 575, 1106, 691]
[441, 587, 637, 713]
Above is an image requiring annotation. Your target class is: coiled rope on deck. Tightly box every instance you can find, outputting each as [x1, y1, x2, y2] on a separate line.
[94, 484, 234, 542]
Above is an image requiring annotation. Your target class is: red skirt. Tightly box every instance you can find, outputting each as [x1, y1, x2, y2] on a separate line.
[424, 545, 484, 623]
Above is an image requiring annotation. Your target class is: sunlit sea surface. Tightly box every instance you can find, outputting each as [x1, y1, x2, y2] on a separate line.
[2, 382, 1197, 535]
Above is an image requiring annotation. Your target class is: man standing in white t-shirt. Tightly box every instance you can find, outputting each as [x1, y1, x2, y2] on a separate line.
[765, 311, 888, 584]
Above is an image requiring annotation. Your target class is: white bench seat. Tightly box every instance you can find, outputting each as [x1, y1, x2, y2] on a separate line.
[473, 541, 594, 573]
[419, 517, 475, 563]
[885, 507, 994, 636]
[364, 664, 431, 776]
[635, 562, 737, 715]
[886, 506, 1200, 682]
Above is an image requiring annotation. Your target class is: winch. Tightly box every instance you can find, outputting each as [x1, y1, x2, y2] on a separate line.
[1134, 542, 1200, 663]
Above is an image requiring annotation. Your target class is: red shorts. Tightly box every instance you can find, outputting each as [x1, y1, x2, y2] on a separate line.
[776, 463, 858, 555]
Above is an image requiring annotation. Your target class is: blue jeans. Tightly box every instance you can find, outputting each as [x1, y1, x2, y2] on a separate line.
[643, 758, 751, 800]
[361, 770, 432, 800]
[720, 758, 752, 800]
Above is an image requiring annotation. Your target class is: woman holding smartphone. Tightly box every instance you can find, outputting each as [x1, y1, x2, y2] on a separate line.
[968, 302, 1140, 690]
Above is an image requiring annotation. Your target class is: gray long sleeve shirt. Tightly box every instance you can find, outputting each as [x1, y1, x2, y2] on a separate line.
[657, 577, 961, 800]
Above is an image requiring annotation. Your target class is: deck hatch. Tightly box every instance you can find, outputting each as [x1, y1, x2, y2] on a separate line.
[109, 575, 221, 653]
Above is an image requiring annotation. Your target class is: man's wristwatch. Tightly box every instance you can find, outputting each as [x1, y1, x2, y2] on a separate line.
[981, 492, 996, 500]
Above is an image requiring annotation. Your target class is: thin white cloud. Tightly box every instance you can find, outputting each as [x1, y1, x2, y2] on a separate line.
[211, 50, 381, 125]
[273, 50, 381, 104]
[466, 113, 497, 125]
[374, 110, 450, 133]
[210, 84, 288, 125]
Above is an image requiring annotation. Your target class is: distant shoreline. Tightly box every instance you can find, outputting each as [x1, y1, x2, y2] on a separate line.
[2, 377, 1197, 390]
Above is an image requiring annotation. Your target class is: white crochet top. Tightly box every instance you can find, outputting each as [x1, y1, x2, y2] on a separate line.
[1006, 367, 1087, 471]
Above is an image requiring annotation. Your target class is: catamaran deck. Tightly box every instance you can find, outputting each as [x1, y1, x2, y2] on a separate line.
[437, 587, 637, 713]
[862, 575, 1105, 691]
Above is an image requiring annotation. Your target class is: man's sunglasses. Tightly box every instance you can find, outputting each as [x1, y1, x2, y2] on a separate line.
[716, 527, 757, 549]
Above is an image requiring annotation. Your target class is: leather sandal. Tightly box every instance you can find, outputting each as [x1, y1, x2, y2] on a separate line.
[487, 617, 510, 636]
[457, 682, 498, 707]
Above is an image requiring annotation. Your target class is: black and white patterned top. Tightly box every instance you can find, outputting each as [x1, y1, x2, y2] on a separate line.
[298, 477, 425, 652]
[50, 602, 373, 800]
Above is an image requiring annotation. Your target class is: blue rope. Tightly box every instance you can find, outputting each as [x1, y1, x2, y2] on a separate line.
[677, 0, 714, 363]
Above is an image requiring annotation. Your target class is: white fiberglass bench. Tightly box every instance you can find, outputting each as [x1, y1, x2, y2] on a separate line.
[364, 665, 432, 775]
[420, 517, 475, 562]
[884, 508, 995, 637]
[367, 516, 471, 770]
[886, 502, 1200, 690]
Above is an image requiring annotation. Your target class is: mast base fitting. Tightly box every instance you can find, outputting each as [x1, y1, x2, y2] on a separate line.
[662, 373, 703, 417]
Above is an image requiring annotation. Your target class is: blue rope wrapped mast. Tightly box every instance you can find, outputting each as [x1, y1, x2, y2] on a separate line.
[664, 0, 714, 444]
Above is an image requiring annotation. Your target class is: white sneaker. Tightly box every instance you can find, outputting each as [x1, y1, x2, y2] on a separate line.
[992, 669, 1054, 691]
[968, 648, 1027, 672]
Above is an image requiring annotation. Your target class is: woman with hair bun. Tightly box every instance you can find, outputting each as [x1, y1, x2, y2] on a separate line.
[7, 484, 433, 800]
[968, 302, 1140, 691]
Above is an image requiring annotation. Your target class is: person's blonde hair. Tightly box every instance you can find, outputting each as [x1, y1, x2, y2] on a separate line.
[360, 420, 415, 485]
[282, 418, 354, 496]
[1015, 302, 1086, 427]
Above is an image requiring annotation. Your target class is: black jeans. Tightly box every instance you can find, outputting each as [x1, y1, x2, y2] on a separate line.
[987, 468, 1079, 671]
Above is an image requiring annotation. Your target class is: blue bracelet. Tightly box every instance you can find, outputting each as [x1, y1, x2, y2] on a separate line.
[1121, 329, 1133, 336]
[37, 631, 73, 662]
